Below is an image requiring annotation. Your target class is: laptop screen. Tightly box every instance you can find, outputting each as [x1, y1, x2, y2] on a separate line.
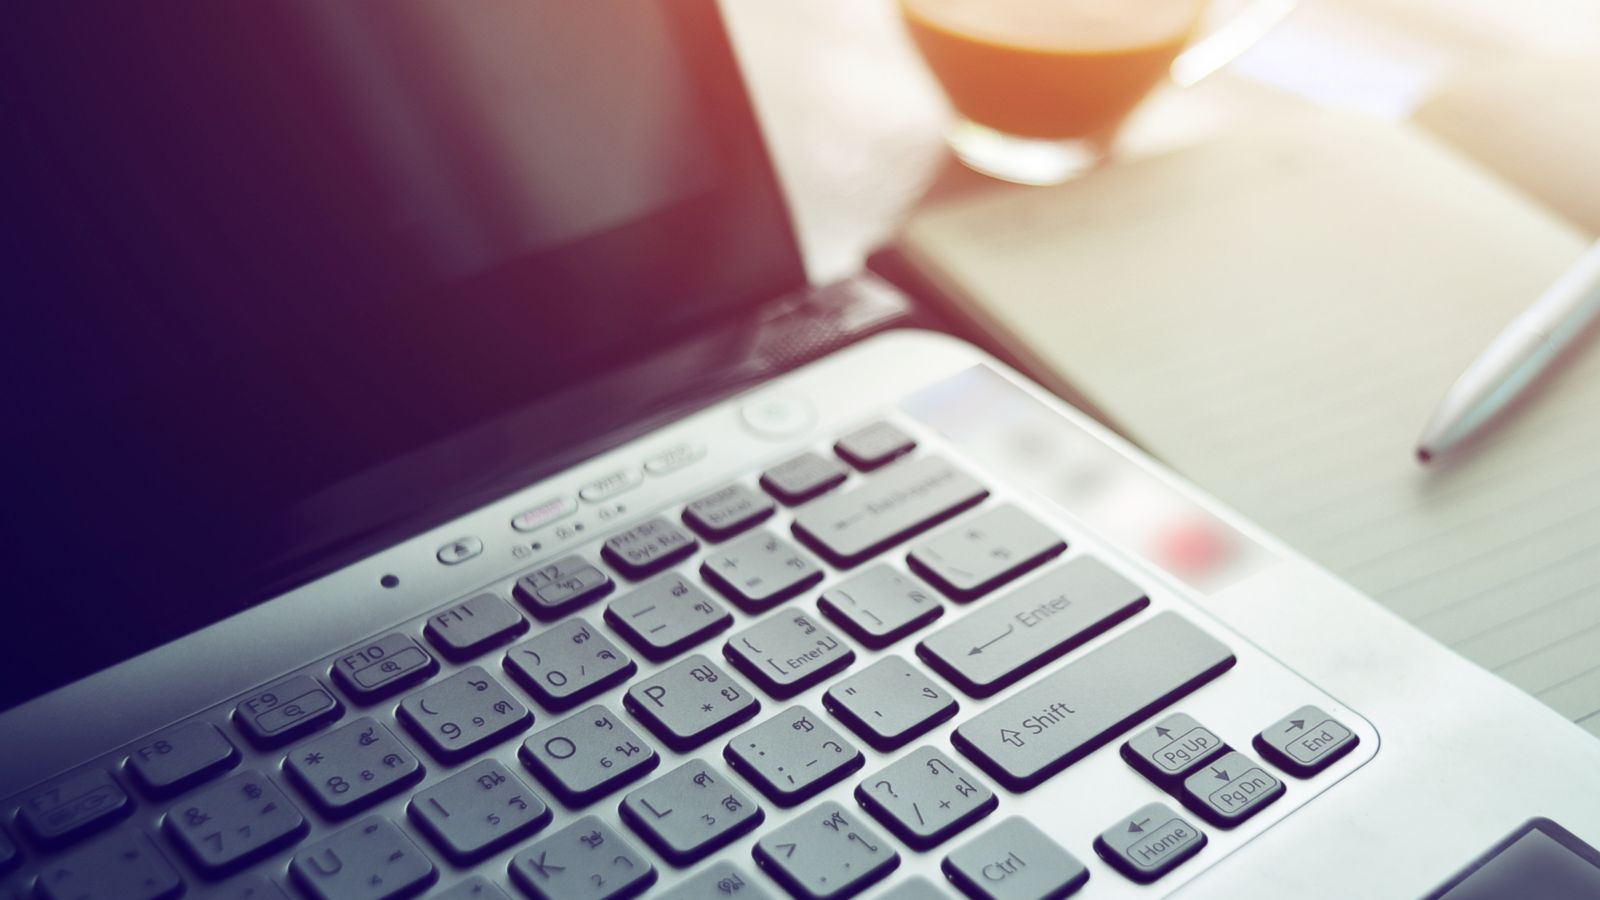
[0, 1, 804, 709]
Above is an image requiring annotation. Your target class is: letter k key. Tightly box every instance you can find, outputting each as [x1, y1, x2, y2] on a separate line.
[530, 850, 565, 879]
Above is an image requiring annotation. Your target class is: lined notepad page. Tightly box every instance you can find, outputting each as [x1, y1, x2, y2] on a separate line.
[902, 111, 1600, 735]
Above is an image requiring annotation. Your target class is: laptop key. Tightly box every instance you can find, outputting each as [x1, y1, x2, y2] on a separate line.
[701, 530, 824, 612]
[509, 815, 657, 900]
[619, 760, 764, 866]
[397, 667, 532, 763]
[34, 829, 182, 900]
[760, 451, 849, 506]
[435, 877, 510, 900]
[952, 612, 1235, 792]
[1093, 802, 1206, 883]
[857, 747, 997, 851]
[514, 554, 615, 621]
[504, 618, 636, 711]
[1181, 751, 1285, 827]
[724, 707, 863, 807]
[17, 768, 131, 847]
[834, 421, 916, 471]
[125, 720, 239, 798]
[625, 654, 760, 751]
[918, 556, 1149, 698]
[408, 759, 551, 863]
[605, 573, 733, 662]
[1253, 705, 1360, 777]
[289, 817, 436, 900]
[163, 769, 307, 876]
[753, 800, 899, 900]
[817, 565, 943, 649]
[907, 504, 1066, 601]
[284, 718, 424, 818]
[683, 484, 775, 542]
[602, 517, 698, 580]
[330, 633, 438, 703]
[424, 592, 529, 661]
[723, 609, 854, 699]
[1122, 712, 1228, 786]
[233, 674, 342, 749]
[824, 656, 958, 751]
[942, 816, 1089, 900]
[519, 705, 659, 806]
[657, 861, 775, 899]
[792, 456, 988, 568]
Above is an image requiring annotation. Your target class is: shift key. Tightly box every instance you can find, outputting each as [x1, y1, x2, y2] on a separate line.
[953, 612, 1235, 792]
[918, 556, 1149, 697]
[792, 456, 988, 567]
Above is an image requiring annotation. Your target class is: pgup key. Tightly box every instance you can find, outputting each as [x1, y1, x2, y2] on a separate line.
[1122, 712, 1228, 786]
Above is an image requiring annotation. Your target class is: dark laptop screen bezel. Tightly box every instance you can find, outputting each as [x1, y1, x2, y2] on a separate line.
[0, 0, 808, 709]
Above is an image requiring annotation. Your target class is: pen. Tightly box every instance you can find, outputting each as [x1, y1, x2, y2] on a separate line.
[1416, 240, 1600, 463]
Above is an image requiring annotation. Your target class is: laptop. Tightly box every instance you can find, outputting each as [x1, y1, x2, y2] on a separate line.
[2, 2, 1598, 898]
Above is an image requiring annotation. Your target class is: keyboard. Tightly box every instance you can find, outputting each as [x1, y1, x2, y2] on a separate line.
[0, 414, 1375, 900]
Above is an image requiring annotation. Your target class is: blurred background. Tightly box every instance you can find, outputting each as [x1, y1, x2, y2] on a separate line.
[721, 0, 1600, 281]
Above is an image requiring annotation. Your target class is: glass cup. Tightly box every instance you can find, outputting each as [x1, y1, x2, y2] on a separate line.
[901, 0, 1296, 184]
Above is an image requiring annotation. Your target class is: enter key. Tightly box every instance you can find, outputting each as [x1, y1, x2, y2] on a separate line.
[918, 556, 1150, 697]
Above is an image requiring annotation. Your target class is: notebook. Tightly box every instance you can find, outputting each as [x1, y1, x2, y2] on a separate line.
[895, 109, 1600, 736]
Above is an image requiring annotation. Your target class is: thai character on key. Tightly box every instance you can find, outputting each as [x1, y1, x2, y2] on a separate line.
[846, 832, 880, 852]
[720, 686, 741, 701]
[793, 615, 816, 635]
[382, 754, 404, 769]
[357, 728, 378, 746]
[822, 741, 843, 754]
[954, 778, 976, 797]
[823, 810, 848, 832]
[693, 600, 714, 615]
[721, 794, 743, 812]
[594, 716, 614, 730]
[597, 649, 617, 661]
[792, 716, 816, 733]
[572, 625, 592, 644]
[690, 664, 718, 684]
[927, 757, 954, 776]
[692, 771, 715, 789]
[716, 873, 746, 892]
[580, 830, 605, 849]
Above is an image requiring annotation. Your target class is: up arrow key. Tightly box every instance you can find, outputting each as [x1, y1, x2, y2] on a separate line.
[1154, 726, 1172, 739]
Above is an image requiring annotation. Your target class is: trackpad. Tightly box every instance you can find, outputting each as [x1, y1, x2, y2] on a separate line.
[1427, 819, 1600, 900]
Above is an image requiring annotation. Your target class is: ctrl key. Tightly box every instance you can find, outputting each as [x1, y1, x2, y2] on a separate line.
[943, 817, 1088, 900]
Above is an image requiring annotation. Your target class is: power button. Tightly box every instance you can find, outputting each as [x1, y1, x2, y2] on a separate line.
[739, 391, 816, 439]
